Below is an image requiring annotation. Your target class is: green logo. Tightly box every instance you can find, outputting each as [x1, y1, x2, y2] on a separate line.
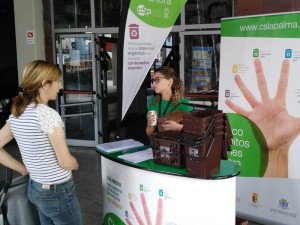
[253, 48, 259, 57]
[104, 213, 126, 225]
[130, 0, 187, 28]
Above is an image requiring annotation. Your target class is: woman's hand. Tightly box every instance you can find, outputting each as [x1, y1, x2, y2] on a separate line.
[160, 120, 183, 132]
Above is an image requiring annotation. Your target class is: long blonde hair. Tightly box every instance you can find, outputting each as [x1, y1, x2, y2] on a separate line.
[11, 60, 62, 117]
[153, 66, 184, 106]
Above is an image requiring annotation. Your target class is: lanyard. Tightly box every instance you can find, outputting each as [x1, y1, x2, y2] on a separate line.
[158, 98, 172, 117]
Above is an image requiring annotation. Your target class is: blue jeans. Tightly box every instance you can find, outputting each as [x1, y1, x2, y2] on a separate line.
[27, 177, 83, 225]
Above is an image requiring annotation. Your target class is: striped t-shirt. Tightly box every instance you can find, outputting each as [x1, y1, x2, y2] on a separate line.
[8, 103, 72, 184]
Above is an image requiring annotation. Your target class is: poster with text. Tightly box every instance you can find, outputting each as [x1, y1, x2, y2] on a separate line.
[219, 12, 300, 224]
[191, 46, 213, 92]
[121, 0, 187, 119]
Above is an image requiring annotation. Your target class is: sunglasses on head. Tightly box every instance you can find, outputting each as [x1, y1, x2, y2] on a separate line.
[150, 77, 166, 84]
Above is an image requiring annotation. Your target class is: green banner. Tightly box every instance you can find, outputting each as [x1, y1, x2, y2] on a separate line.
[222, 12, 300, 38]
[219, 11, 300, 225]
[121, 0, 187, 119]
[130, 0, 186, 28]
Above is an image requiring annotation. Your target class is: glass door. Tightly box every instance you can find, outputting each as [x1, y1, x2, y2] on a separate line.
[56, 34, 103, 147]
[179, 30, 221, 107]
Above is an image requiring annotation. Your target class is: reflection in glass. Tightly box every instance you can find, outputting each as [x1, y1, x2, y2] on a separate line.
[150, 33, 180, 72]
[95, 0, 122, 27]
[65, 115, 95, 140]
[53, 0, 91, 28]
[64, 105, 95, 140]
[148, 33, 180, 88]
[185, 0, 232, 24]
[184, 34, 220, 93]
[161, 33, 180, 73]
[60, 37, 93, 92]
[58, 36, 95, 141]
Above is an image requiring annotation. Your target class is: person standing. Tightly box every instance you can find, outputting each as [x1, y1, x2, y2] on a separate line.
[146, 66, 193, 136]
[1, 60, 82, 225]
[99, 41, 111, 73]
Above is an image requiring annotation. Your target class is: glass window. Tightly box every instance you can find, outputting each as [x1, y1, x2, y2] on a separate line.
[185, 0, 232, 24]
[53, 0, 91, 28]
[146, 33, 180, 89]
[95, 0, 122, 27]
[184, 34, 220, 93]
[148, 33, 180, 72]
[58, 37, 93, 91]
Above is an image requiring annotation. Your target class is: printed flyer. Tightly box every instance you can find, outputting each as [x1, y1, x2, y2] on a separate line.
[219, 12, 300, 224]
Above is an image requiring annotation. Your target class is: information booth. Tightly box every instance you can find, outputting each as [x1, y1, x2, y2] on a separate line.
[96, 145, 240, 225]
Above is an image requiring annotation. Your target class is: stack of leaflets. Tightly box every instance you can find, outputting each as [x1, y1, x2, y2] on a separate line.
[96, 139, 144, 153]
[117, 148, 153, 163]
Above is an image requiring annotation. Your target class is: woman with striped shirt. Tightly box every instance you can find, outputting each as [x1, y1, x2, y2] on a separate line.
[0, 60, 82, 225]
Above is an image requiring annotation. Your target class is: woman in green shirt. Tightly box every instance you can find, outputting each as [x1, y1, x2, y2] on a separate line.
[146, 66, 192, 136]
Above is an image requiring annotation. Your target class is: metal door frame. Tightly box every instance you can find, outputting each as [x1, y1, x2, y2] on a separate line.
[56, 33, 103, 147]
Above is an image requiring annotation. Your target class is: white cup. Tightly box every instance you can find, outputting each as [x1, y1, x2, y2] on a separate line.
[149, 110, 157, 126]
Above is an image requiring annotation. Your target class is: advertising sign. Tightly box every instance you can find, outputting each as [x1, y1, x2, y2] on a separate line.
[218, 12, 300, 224]
[191, 46, 213, 92]
[26, 30, 35, 45]
[101, 157, 236, 225]
[120, 0, 187, 119]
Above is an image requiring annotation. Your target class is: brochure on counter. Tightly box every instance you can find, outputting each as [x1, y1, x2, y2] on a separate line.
[96, 139, 144, 153]
[117, 148, 153, 163]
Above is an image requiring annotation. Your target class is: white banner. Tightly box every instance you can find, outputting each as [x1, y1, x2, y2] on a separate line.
[121, 0, 186, 119]
[219, 12, 300, 224]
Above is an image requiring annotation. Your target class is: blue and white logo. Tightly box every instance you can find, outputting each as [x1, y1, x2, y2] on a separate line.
[159, 189, 163, 197]
[285, 49, 292, 58]
[278, 199, 289, 210]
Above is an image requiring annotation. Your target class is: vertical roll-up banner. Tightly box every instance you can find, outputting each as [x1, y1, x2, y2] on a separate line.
[219, 12, 300, 224]
[119, 0, 187, 120]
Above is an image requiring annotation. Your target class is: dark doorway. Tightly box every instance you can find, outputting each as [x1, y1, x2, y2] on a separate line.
[0, 0, 18, 127]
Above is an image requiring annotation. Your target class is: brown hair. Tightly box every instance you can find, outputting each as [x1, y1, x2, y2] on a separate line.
[153, 66, 184, 105]
[11, 60, 62, 117]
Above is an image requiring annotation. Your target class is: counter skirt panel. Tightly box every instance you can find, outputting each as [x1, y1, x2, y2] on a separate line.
[97, 146, 240, 225]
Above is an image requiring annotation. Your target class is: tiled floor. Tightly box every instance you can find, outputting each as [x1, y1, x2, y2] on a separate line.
[71, 146, 103, 224]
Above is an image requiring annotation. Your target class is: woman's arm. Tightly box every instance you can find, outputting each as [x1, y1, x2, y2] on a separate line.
[48, 125, 79, 171]
[0, 123, 28, 176]
[146, 125, 155, 136]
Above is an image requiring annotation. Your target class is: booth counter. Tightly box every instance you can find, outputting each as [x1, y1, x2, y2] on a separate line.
[96, 145, 240, 225]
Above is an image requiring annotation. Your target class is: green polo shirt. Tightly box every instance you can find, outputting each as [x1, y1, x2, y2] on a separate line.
[147, 96, 193, 117]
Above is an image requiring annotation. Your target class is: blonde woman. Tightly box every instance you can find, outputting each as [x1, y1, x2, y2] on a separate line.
[0, 60, 82, 225]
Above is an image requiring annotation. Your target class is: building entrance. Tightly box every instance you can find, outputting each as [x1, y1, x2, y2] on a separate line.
[56, 34, 103, 147]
